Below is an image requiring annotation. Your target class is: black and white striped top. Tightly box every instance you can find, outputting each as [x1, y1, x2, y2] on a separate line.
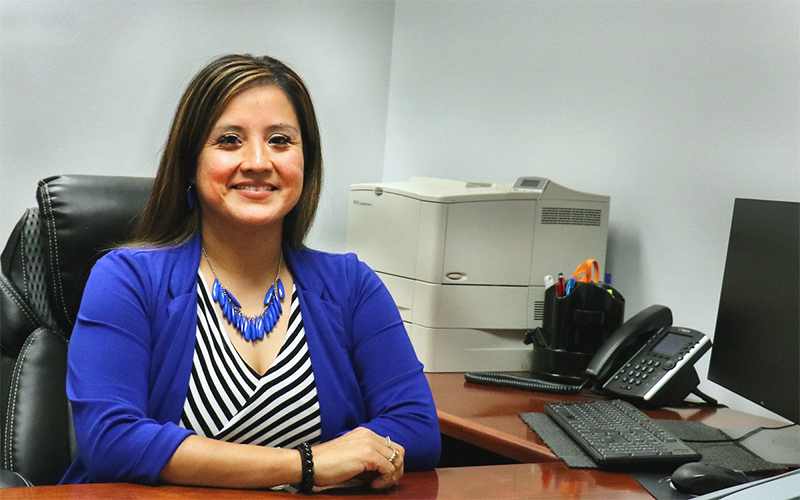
[179, 271, 322, 449]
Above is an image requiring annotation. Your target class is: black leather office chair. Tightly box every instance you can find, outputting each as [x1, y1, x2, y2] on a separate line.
[0, 175, 153, 488]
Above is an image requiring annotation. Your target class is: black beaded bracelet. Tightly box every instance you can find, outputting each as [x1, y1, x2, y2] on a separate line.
[294, 442, 314, 494]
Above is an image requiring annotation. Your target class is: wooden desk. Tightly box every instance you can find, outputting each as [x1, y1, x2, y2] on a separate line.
[427, 372, 787, 463]
[0, 462, 652, 499]
[3, 373, 786, 500]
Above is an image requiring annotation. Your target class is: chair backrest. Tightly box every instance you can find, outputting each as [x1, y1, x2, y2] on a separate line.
[1, 175, 153, 486]
[3, 175, 155, 335]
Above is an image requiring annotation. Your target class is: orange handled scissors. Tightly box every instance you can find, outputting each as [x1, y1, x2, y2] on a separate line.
[572, 259, 600, 283]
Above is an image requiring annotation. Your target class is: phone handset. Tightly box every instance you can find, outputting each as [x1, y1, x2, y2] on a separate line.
[584, 304, 673, 386]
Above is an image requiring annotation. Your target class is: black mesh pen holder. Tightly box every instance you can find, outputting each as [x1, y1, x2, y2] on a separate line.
[525, 282, 625, 384]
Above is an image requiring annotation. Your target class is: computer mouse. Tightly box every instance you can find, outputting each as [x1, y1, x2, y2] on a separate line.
[670, 462, 750, 495]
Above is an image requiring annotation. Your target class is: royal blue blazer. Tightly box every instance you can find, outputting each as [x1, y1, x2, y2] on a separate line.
[61, 234, 440, 484]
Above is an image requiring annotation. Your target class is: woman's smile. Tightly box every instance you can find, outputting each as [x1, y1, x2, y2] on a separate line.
[232, 183, 278, 197]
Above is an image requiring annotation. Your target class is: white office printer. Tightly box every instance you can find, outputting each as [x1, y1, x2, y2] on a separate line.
[345, 177, 610, 372]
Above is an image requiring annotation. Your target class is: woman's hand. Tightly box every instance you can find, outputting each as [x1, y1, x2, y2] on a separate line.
[311, 427, 405, 489]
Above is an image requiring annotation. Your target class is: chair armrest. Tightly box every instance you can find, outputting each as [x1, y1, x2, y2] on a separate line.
[0, 469, 33, 488]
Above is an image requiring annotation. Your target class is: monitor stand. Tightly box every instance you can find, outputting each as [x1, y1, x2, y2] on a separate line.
[723, 426, 800, 467]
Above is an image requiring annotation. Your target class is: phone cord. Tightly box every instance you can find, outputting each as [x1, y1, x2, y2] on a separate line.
[464, 372, 585, 395]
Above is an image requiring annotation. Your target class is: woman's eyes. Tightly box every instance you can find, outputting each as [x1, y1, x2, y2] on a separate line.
[213, 134, 293, 147]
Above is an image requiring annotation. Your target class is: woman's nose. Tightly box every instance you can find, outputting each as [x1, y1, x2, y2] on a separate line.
[241, 142, 272, 171]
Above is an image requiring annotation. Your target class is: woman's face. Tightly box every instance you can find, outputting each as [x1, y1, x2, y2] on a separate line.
[196, 84, 304, 233]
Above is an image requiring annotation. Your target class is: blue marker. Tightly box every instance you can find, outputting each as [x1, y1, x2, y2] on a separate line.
[565, 277, 577, 295]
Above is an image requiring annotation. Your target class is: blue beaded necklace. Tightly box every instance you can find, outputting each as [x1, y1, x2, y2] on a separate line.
[202, 246, 285, 342]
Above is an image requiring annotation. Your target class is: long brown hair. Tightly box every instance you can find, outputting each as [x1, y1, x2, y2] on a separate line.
[132, 54, 323, 249]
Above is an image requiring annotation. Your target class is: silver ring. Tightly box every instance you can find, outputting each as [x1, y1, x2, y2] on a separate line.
[389, 448, 398, 463]
[386, 436, 392, 448]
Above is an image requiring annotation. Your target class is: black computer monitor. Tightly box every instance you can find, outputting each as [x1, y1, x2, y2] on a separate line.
[707, 198, 799, 463]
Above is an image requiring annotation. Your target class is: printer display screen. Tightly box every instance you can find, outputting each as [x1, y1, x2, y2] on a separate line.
[519, 179, 541, 188]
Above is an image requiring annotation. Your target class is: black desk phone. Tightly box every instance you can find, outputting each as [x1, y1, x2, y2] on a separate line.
[466, 305, 713, 407]
[585, 305, 712, 406]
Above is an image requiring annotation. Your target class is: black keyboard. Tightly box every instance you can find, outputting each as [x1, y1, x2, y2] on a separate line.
[544, 399, 701, 468]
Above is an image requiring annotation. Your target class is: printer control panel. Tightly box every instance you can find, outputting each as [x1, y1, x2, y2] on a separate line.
[513, 176, 549, 193]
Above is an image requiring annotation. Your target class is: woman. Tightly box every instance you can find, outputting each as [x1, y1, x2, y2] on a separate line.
[61, 54, 441, 491]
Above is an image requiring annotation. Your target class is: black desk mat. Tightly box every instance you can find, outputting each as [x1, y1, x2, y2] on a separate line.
[520, 412, 782, 472]
[520, 412, 786, 500]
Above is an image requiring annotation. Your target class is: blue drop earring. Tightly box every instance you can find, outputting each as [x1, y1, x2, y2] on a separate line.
[187, 185, 195, 210]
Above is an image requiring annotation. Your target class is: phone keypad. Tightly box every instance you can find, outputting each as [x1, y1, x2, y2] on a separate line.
[610, 341, 697, 393]
[613, 359, 659, 391]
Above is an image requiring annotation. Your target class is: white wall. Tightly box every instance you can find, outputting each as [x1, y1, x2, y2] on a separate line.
[384, 0, 799, 419]
[0, 0, 396, 252]
[2, 0, 798, 420]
